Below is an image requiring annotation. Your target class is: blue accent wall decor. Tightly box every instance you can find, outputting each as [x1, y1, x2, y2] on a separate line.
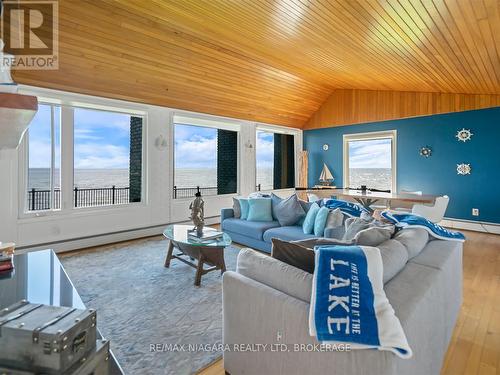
[303, 107, 500, 224]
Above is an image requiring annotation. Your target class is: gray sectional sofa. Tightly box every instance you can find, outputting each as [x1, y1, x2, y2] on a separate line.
[221, 208, 341, 253]
[222, 229, 463, 375]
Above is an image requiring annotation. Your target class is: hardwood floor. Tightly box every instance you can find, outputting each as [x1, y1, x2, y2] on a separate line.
[198, 230, 500, 375]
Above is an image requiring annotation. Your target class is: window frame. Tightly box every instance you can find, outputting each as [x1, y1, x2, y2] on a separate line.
[20, 102, 61, 214]
[255, 125, 300, 192]
[171, 112, 242, 200]
[342, 130, 397, 192]
[19, 96, 148, 219]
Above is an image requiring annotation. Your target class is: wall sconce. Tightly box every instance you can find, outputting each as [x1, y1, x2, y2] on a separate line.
[155, 135, 168, 150]
[244, 141, 253, 149]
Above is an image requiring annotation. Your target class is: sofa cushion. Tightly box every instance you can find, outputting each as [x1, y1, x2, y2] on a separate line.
[343, 217, 372, 241]
[271, 193, 283, 220]
[313, 206, 329, 236]
[236, 248, 313, 303]
[237, 198, 250, 220]
[354, 225, 395, 247]
[326, 208, 344, 228]
[247, 198, 273, 222]
[378, 239, 409, 283]
[232, 198, 241, 219]
[394, 228, 429, 259]
[271, 238, 315, 273]
[302, 202, 320, 234]
[299, 198, 312, 212]
[263, 225, 317, 243]
[272, 194, 306, 226]
[222, 218, 280, 240]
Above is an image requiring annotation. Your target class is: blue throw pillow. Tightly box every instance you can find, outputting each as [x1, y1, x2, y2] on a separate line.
[303, 202, 320, 234]
[247, 198, 273, 222]
[238, 198, 249, 220]
[273, 194, 306, 226]
[314, 206, 330, 236]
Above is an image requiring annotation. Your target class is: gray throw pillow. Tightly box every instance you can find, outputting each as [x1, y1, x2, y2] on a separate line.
[378, 239, 409, 283]
[271, 193, 283, 220]
[354, 226, 395, 247]
[271, 238, 315, 273]
[273, 194, 306, 226]
[393, 228, 429, 259]
[232, 197, 241, 219]
[299, 198, 312, 213]
[343, 217, 372, 241]
[326, 208, 344, 228]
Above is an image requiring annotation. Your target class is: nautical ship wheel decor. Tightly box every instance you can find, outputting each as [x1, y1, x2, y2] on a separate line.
[456, 163, 471, 175]
[456, 128, 473, 142]
[419, 146, 432, 157]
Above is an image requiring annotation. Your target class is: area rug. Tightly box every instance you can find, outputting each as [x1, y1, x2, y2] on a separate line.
[61, 236, 241, 375]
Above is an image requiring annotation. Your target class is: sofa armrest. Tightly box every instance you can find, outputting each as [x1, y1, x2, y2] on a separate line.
[221, 208, 234, 222]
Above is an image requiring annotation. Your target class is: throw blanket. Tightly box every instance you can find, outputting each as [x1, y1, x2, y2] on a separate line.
[382, 212, 466, 242]
[309, 245, 412, 359]
[325, 199, 369, 218]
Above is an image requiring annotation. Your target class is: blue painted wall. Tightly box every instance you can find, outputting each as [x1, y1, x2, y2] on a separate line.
[303, 107, 500, 223]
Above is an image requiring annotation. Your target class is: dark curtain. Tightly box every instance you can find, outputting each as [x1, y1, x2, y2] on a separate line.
[273, 134, 295, 189]
[217, 129, 238, 195]
[129, 116, 143, 202]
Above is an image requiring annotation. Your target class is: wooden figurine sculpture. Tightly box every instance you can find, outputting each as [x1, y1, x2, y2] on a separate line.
[190, 192, 205, 236]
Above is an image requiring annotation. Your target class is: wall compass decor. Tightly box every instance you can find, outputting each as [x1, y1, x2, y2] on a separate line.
[457, 163, 471, 175]
[419, 146, 432, 157]
[456, 128, 473, 142]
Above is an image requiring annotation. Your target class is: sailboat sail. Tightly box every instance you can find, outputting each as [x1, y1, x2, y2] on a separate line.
[319, 163, 334, 182]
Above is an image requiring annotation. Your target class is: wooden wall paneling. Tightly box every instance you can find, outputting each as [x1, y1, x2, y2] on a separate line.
[304, 89, 500, 129]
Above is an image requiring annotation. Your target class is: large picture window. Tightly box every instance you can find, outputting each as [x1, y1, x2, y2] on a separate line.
[256, 130, 295, 191]
[343, 131, 396, 192]
[24, 103, 144, 212]
[27, 104, 61, 211]
[73, 108, 143, 208]
[173, 116, 238, 199]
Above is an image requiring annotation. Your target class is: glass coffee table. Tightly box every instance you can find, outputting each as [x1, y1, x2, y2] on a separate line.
[163, 225, 232, 286]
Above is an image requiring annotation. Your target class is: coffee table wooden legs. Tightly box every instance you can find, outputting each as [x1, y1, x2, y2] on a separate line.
[194, 256, 205, 286]
[164, 240, 174, 267]
[164, 241, 226, 286]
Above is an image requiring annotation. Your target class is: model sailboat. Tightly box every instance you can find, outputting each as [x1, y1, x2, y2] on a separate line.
[318, 163, 334, 186]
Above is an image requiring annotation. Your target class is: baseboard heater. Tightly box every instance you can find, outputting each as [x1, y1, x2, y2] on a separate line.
[17, 216, 222, 254]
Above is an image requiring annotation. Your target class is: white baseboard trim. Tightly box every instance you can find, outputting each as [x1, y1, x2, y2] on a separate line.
[440, 218, 500, 235]
[17, 216, 221, 254]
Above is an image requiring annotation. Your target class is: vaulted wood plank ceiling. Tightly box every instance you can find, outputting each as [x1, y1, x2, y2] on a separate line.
[13, 0, 500, 128]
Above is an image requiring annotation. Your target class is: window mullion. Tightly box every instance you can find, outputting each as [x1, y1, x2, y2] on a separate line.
[50, 106, 55, 210]
[60, 106, 74, 212]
